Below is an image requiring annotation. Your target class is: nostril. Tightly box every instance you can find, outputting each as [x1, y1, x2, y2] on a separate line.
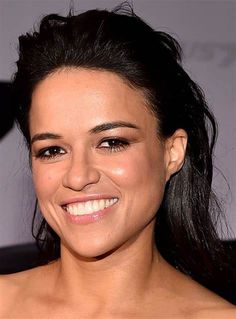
[62, 160, 101, 191]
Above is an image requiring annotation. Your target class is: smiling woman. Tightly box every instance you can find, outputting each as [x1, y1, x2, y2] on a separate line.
[30, 68, 179, 258]
[0, 3, 235, 318]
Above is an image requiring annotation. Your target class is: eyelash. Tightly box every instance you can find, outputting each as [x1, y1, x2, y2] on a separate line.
[35, 146, 66, 160]
[99, 138, 130, 152]
[34, 138, 130, 160]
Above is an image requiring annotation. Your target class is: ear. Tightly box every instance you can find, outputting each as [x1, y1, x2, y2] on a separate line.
[164, 129, 188, 182]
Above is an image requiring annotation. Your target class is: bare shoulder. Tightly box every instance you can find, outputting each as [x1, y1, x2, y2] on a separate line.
[181, 273, 236, 317]
[0, 268, 37, 302]
[0, 271, 28, 294]
[192, 305, 236, 319]
[176, 279, 236, 319]
[0, 271, 30, 317]
[0, 264, 55, 317]
[0, 264, 40, 283]
[0, 262, 56, 294]
[159, 259, 235, 314]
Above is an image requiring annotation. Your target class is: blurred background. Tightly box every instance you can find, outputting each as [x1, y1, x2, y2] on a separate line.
[0, 0, 235, 248]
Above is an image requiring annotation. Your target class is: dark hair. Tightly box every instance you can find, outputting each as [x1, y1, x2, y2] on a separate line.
[12, 3, 234, 301]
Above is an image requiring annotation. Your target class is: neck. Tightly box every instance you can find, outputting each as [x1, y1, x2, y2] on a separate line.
[52, 225, 165, 310]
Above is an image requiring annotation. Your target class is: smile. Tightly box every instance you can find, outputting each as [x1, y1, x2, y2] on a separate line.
[63, 198, 118, 216]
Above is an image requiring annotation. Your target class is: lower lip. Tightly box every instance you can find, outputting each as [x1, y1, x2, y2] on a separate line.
[62, 202, 118, 225]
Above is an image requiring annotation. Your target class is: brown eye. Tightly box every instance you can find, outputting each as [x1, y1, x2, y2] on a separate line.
[99, 138, 130, 152]
[36, 146, 66, 159]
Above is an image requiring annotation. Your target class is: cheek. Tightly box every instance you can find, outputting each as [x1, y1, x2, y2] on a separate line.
[101, 149, 167, 227]
[32, 163, 61, 200]
[101, 149, 166, 192]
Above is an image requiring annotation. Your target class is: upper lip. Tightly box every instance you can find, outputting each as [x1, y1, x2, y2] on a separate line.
[60, 194, 119, 207]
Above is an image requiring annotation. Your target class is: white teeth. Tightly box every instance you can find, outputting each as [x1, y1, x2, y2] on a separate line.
[64, 198, 118, 216]
[98, 199, 105, 211]
[93, 200, 99, 211]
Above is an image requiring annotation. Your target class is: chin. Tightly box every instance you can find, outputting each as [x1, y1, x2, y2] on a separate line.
[61, 235, 119, 260]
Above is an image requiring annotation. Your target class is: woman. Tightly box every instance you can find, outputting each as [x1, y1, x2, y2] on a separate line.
[0, 4, 235, 318]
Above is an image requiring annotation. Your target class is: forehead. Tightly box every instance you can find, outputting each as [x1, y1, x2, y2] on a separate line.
[29, 68, 157, 134]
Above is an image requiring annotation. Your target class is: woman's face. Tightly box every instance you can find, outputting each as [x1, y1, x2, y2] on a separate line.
[29, 68, 180, 258]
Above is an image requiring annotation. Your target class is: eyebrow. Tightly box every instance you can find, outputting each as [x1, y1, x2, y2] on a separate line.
[89, 121, 139, 134]
[31, 132, 62, 145]
[30, 121, 139, 145]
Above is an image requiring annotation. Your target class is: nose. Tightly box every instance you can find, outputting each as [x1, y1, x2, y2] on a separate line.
[62, 150, 101, 191]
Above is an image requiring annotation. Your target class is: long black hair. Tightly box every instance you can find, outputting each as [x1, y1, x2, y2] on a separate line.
[12, 3, 234, 301]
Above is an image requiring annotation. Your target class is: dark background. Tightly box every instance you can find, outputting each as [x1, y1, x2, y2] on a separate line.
[0, 82, 14, 139]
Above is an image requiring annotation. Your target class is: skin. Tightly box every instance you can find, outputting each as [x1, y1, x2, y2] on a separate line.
[0, 68, 235, 318]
